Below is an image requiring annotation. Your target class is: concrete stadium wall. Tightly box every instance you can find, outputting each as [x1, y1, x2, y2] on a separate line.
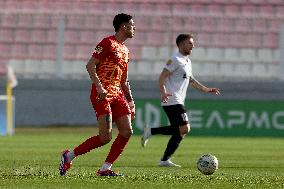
[1, 78, 284, 127]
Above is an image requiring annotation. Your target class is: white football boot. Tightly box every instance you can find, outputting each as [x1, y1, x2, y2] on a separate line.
[141, 125, 151, 147]
[158, 159, 181, 167]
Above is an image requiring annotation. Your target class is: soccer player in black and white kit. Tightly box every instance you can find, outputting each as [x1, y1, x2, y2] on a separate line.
[141, 34, 220, 167]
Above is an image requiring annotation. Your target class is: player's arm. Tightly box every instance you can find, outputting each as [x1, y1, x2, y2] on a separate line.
[189, 76, 220, 95]
[86, 57, 107, 99]
[121, 70, 135, 119]
[158, 68, 172, 103]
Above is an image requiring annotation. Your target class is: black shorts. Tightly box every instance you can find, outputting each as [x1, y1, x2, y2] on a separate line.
[163, 104, 189, 127]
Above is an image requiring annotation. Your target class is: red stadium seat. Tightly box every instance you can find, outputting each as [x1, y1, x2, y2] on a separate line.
[64, 30, 80, 44]
[66, 15, 85, 30]
[224, 5, 240, 16]
[14, 29, 31, 43]
[31, 29, 47, 43]
[276, 6, 284, 17]
[80, 31, 95, 44]
[1, 14, 18, 28]
[252, 18, 268, 33]
[0, 29, 14, 42]
[84, 16, 101, 30]
[241, 5, 257, 17]
[150, 17, 169, 32]
[0, 43, 11, 59]
[17, 14, 33, 28]
[64, 45, 77, 60]
[11, 44, 28, 59]
[42, 45, 56, 60]
[262, 34, 278, 49]
[28, 44, 43, 59]
[217, 18, 235, 32]
[259, 5, 275, 17]
[33, 15, 52, 29]
[207, 4, 224, 16]
[235, 19, 253, 32]
[46, 29, 57, 43]
[128, 45, 142, 61]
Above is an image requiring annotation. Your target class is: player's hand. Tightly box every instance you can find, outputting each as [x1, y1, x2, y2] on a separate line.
[208, 88, 221, 95]
[160, 92, 172, 103]
[128, 101, 135, 121]
[97, 87, 108, 100]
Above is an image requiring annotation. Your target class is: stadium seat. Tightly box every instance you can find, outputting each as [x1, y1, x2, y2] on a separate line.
[191, 47, 207, 61]
[84, 16, 101, 30]
[206, 48, 224, 62]
[156, 4, 171, 15]
[32, 15, 52, 29]
[224, 5, 240, 16]
[207, 4, 223, 16]
[31, 29, 47, 43]
[259, 5, 275, 17]
[42, 45, 56, 60]
[46, 29, 57, 43]
[241, 5, 257, 17]
[134, 16, 150, 32]
[257, 48, 273, 62]
[276, 6, 284, 17]
[262, 34, 278, 49]
[268, 19, 281, 33]
[145, 32, 170, 46]
[17, 14, 34, 28]
[0, 29, 14, 42]
[76, 45, 92, 60]
[14, 29, 32, 43]
[246, 34, 262, 48]
[224, 48, 240, 62]
[1, 14, 18, 28]
[235, 19, 253, 33]
[79, 31, 95, 44]
[66, 15, 85, 30]
[11, 44, 28, 59]
[157, 46, 171, 60]
[0, 43, 11, 59]
[28, 44, 43, 59]
[64, 30, 80, 44]
[64, 45, 77, 60]
[128, 45, 142, 61]
[219, 20, 233, 33]
[150, 17, 169, 32]
[240, 48, 257, 62]
[252, 18, 268, 33]
[141, 46, 157, 60]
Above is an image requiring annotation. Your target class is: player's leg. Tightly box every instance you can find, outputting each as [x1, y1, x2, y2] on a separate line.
[97, 97, 132, 176]
[159, 105, 190, 167]
[59, 92, 112, 176]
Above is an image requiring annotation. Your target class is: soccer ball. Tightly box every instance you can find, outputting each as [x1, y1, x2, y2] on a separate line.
[197, 154, 218, 175]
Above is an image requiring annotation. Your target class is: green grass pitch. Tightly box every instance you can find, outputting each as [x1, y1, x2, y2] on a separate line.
[0, 127, 284, 189]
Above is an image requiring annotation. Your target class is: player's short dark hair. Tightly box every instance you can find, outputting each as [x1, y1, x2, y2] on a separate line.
[113, 13, 133, 32]
[176, 33, 194, 46]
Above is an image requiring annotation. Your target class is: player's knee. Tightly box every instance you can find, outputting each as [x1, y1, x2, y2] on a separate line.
[179, 124, 190, 136]
[99, 134, 112, 145]
[119, 128, 133, 138]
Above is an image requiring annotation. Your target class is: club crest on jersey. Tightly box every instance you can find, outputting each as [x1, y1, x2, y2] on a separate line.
[166, 59, 172, 65]
[94, 46, 103, 54]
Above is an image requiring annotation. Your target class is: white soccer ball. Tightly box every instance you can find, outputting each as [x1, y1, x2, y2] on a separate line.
[197, 154, 218, 175]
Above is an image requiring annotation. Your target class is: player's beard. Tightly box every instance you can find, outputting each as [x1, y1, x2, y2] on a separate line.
[184, 49, 192, 55]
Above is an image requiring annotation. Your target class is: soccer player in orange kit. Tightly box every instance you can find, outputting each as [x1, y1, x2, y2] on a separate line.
[59, 13, 136, 176]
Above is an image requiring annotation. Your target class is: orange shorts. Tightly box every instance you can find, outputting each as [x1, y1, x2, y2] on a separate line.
[90, 86, 131, 121]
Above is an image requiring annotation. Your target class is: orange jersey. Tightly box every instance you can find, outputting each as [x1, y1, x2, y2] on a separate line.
[92, 36, 130, 98]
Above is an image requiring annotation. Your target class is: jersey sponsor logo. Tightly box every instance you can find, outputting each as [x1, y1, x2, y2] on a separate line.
[94, 46, 103, 54]
[166, 59, 172, 65]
